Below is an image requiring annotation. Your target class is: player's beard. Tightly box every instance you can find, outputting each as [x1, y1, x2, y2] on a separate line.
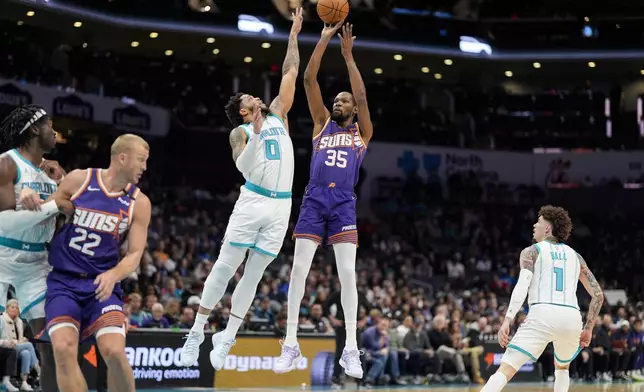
[331, 110, 350, 123]
[261, 105, 270, 116]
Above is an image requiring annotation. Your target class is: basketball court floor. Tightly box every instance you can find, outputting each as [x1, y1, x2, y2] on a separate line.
[142, 383, 644, 392]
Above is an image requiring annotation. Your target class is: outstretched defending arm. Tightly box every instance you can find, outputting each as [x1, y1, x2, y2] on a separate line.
[269, 8, 303, 126]
[304, 22, 344, 136]
[578, 253, 604, 331]
[339, 24, 374, 145]
[0, 156, 72, 232]
[504, 245, 538, 322]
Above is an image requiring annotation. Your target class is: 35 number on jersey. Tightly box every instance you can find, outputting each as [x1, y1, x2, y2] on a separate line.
[69, 227, 102, 256]
[324, 150, 348, 168]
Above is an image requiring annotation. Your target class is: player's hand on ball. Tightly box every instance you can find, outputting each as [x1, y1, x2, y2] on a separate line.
[94, 270, 119, 302]
[290, 7, 303, 35]
[579, 328, 592, 348]
[338, 24, 356, 58]
[321, 20, 344, 39]
[19, 187, 42, 211]
[252, 103, 263, 134]
[497, 321, 511, 348]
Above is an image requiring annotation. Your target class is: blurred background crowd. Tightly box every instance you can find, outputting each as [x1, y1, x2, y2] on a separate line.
[1, 0, 644, 389]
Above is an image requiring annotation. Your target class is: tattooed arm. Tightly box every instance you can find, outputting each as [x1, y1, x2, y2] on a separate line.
[230, 126, 261, 175]
[504, 245, 539, 323]
[269, 8, 302, 125]
[578, 252, 604, 331]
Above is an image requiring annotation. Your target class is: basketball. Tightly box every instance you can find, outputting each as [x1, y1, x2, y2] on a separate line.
[316, 0, 349, 24]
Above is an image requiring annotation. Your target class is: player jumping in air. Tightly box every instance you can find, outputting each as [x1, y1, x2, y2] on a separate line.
[180, 8, 302, 371]
[273, 24, 373, 379]
[480, 205, 604, 392]
[22, 134, 152, 392]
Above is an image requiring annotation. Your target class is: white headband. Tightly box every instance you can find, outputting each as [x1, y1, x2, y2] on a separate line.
[20, 109, 47, 134]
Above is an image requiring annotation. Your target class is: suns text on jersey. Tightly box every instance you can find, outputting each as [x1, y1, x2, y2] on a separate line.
[73, 208, 121, 234]
[318, 133, 359, 150]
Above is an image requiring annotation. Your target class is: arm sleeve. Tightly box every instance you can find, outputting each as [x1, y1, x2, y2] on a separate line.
[235, 135, 261, 173]
[504, 269, 534, 322]
[0, 201, 58, 233]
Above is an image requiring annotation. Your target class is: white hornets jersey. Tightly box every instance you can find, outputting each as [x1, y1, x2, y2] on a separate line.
[0, 149, 57, 257]
[239, 113, 294, 197]
[528, 240, 580, 310]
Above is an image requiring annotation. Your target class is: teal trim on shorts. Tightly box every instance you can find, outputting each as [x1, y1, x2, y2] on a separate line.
[507, 344, 538, 362]
[554, 346, 582, 364]
[252, 246, 277, 258]
[21, 293, 46, 317]
[229, 242, 255, 248]
[0, 237, 47, 252]
[244, 181, 291, 199]
[529, 302, 580, 311]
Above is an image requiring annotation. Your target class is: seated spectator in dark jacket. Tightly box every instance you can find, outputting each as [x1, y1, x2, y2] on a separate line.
[428, 314, 470, 382]
[173, 307, 195, 329]
[362, 317, 404, 386]
[141, 303, 170, 329]
[592, 315, 612, 381]
[611, 319, 631, 380]
[403, 317, 442, 383]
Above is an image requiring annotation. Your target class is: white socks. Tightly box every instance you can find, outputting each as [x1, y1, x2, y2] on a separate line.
[554, 369, 570, 392]
[285, 239, 318, 346]
[223, 250, 274, 341]
[193, 313, 208, 330]
[480, 372, 508, 392]
[333, 242, 358, 349]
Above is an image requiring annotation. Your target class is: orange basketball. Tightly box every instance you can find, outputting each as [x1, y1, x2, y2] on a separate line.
[316, 0, 349, 24]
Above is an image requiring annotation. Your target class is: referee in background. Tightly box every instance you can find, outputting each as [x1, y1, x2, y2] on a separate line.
[324, 289, 370, 387]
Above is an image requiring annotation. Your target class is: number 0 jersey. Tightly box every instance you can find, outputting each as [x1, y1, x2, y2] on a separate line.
[310, 118, 366, 189]
[48, 169, 140, 276]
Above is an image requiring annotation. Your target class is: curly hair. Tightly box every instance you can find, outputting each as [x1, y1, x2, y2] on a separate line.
[0, 105, 48, 149]
[539, 205, 573, 243]
[224, 93, 245, 128]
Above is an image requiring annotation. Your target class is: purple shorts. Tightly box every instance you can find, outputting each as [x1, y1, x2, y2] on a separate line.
[294, 184, 357, 245]
[42, 270, 125, 343]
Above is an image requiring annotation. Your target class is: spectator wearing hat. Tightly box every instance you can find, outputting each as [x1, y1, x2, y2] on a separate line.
[611, 319, 631, 380]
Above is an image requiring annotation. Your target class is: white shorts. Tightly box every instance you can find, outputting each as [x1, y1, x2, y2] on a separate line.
[0, 247, 51, 321]
[224, 186, 291, 258]
[503, 304, 583, 369]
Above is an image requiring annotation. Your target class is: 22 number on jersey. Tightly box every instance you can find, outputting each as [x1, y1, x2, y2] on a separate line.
[324, 150, 348, 168]
[69, 227, 102, 256]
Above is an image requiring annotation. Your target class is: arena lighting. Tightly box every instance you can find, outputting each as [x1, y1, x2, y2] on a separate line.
[165, 50, 173, 56]
[434, 73, 443, 79]
[212, 48, 220, 54]
[206, 37, 215, 43]
[237, 14, 274, 35]
[458, 36, 492, 55]
[505, 70, 513, 77]
[374, 68, 383, 74]
[393, 54, 403, 61]
[444, 59, 453, 65]
[244, 56, 253, 63]
[588, 61, 596, 68]
[73, 21, 82, 28]
[82, 42, 87, 48]
[17, 21, 24, 26]
[533, 62, 541, 69]
[26, 11, 35, 16]
[130, 41, 140, 48]
[640, 70, 644, 75]
[261, 42, 271, 49]
[149, 32, 159, 38]
[421, 67, 430, 73]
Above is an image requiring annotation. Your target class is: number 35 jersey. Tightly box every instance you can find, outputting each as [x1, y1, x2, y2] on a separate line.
[49, 168, 139, 276]
[310, 118, 366, 189]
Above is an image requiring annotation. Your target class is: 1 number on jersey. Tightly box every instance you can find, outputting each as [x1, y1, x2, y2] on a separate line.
[324, 150, 348, 168]
[69, 227, 102, 256]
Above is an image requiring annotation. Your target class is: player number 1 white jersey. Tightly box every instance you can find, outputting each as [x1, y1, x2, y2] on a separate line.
[528, 240, 581, 310]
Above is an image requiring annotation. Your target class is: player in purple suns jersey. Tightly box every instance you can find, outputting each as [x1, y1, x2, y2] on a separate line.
[274, 24, 374, 382]
[22, 134, 151, 392]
